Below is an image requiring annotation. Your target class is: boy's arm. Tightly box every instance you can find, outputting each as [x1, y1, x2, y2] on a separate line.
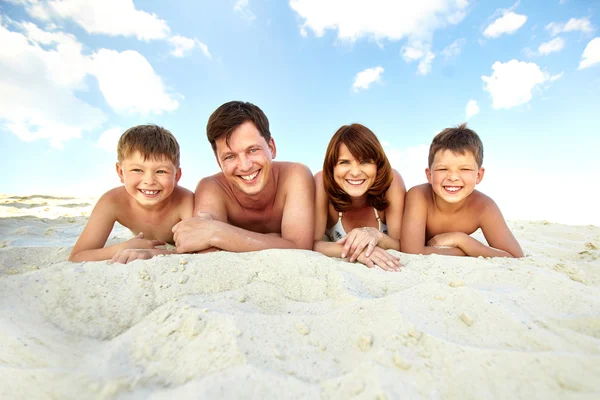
[477, 200, 523, 257]
[69, 193, 164, 262]
[400, 187, 466, 256]
[175, 164, 315, 252]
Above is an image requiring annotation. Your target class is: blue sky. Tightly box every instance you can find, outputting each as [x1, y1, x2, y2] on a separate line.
[1, 0, 599, 226]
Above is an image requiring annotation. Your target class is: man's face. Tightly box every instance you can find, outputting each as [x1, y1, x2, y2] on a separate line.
[426, 149, 484, 205]
[214, 121, 276, 197]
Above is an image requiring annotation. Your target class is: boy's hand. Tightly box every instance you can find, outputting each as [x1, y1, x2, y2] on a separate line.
[427, 232, 467, 248]
[337, 227, 383, 262]
[125, 232, 166, 249]
[111, 248, 172, 264]
[354, 246, 401, 272]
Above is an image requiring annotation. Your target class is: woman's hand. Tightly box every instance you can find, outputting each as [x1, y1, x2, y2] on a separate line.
[337, 227, 383, 262]
[355, 246, 401, 272]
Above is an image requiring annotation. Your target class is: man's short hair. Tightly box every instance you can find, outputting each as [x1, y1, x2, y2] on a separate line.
[117, 124, 180, 167]
[322, 123, 393, 212]
[206, 101, 271, 152]
[428, 123, 484, 168]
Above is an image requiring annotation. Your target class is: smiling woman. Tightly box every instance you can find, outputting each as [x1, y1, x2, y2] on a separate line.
[313, 123, 406, 271]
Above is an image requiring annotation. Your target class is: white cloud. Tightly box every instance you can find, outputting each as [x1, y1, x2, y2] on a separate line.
[402, 44, 435, 76]
[234, 0, 256, 22]
[89, 49, 179, 115]
[352, 66, 384, 92]
[289, 0, 468, 74]
[441, 38, 466, 59]
[538, 37, 565, 55]
[483, 11, 527, 38]
[96, 127, 123, 152]
[481, 60, 559, 109]
[0, 20, 105, 149]
[465, 100, 479, 119]
[546, 17, 594, 36]
[17, 0, 170, 40]
[168, 35, 211, 59]
[578, 37, 600, 69]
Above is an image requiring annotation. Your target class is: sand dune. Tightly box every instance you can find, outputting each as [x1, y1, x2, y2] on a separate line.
[1, 194, 599, 399]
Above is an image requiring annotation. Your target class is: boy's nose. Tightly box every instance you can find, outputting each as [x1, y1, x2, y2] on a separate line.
[143, 172, 157, 184]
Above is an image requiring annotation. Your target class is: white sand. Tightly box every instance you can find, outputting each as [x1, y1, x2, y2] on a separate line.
[1, 194, 599, 399]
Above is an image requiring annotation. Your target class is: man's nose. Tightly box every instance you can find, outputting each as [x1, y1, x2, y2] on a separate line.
[239, 155, 252, 170]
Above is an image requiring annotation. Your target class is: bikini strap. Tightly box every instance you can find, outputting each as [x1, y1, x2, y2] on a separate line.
[338, 211, 343, 220]
[373, 208, 383, 231]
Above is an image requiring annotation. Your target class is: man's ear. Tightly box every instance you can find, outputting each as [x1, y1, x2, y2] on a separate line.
[269, 138, 276, 159]
[476, 167, 485, 184]
[425, 167, 432, 184]
[175, 168, 182, 183]
[116, 162, 125, 183]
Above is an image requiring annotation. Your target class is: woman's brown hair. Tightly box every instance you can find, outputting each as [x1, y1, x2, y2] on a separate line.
[322, 124, 393, 212]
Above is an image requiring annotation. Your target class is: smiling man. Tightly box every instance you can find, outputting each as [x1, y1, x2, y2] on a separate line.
[172, 101, 315, 253]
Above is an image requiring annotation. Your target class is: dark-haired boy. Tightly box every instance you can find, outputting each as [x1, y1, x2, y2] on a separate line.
[401, 123, 523, 258]
[69, 125, 194, 263]
[172, 101, 315, 253]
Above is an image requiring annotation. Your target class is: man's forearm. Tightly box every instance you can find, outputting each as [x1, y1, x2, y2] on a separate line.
[212, 222, 311, 251]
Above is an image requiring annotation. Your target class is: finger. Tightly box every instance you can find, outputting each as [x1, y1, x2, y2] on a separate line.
[350, 240, 367, 263]
[365, 240, 376, 257]
[336, 236, 347, 245]
[137, 232, 144, 239]
[343, 234, 359, 259]
[149, 240, 165, 247]
[172, 221, 181, 233]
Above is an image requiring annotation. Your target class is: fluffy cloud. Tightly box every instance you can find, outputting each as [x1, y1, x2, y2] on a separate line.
[169, 35, 212, 59]
[0, 20, 105, 149]
[483, 11, 527, 38]
[352, 66, 384, 92]
[465, 100, 480, 119]
[382, 143, 429, 190]
[481, 60, 561, 109]
[96, 127, 123, 152]
[546, 17, 594, 36]
[289, 0, 469, 74]
[234, 0, 256, 22]
[578, 37, 600, 69]
[441, 38, 466, 59]
[17, 0, 170, 40]
[89, 49, 179, 115]
[538, 37, 565, 55]
[0, 20, 180, 148]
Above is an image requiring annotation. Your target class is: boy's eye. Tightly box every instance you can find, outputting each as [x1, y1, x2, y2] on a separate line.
[436, 168, 447, 171]
[132, 168, 143, 172]
[461, 168, 473, 171]
[157, 170, 167, 174]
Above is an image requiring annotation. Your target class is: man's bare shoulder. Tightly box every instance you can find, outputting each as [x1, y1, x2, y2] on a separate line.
[196, 172, 228, 194]
[276, 161, 313, 177]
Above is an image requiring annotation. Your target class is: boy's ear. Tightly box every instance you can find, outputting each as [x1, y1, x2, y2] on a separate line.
[269, 138, 276, 159]
[476, 167, 485, 184]
[175, 168, 182, 183]
[116, 162, 125, 183]
[425, 167, 432, 184]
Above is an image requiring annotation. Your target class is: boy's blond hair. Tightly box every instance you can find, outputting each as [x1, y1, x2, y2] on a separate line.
[117, 124, 180, 167]
[428, 123, 484, 168]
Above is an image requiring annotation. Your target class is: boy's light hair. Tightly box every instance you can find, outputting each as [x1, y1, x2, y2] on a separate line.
[428, 123, 484, 168]
[117, 124, 180, 167]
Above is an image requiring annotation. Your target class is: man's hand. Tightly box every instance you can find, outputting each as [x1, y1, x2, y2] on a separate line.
[172, 213, 219, 253]
[111, 248, 171, 264]
[337, 227, 383, 262]
[354, 246, 401, 272]
[427, 232, 468, 248]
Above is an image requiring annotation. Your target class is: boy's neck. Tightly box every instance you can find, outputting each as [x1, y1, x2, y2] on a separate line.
[431, 190, 468, 214]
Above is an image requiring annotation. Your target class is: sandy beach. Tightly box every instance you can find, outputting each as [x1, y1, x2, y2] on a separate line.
[1, 193, 599, 399]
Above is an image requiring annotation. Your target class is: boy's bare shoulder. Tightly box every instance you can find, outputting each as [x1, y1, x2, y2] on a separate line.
[98, 186, 129, 206]
[406, 184, 432, 201]
[468, 190, 497, 212]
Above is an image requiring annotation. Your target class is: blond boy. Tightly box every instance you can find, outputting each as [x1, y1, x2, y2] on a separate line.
[401, 123, 523, 258]
[69, 125, 194, 263]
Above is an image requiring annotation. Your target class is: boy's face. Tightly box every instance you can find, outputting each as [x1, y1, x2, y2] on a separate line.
[333, 143, 377, 198]
[116, 151, 181, 207]
[426, 149, 484, 204]
[214, 120, 276, 197]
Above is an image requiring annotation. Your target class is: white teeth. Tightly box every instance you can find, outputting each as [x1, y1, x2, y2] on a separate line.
[347, 179, 365, 185]
[140, 190, 159, 195]
[445, 187, 461, 192]
[241, 171, 259, 181]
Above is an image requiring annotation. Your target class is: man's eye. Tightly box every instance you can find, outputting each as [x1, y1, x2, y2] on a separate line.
[224, 155, 234, 161]
[249, 148, 259, 153]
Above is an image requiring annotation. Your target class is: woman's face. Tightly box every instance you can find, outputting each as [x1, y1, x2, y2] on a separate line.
[333, 143, 377, 198]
